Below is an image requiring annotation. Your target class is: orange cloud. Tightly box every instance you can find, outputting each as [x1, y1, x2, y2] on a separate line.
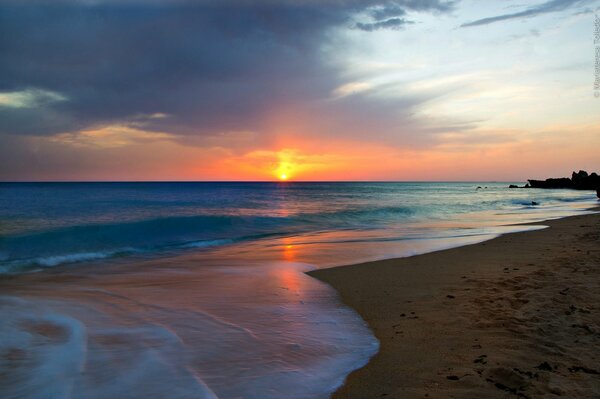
[8, 120, 600, 182]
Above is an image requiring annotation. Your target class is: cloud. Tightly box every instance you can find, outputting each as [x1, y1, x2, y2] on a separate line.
[356, 0, 455, 31]
[370, 4, 407, 20]
[0, 89, 66, 108]
[331, 82, 373, 98]
[461, 0, 589, 27]
[0, 1, 456, 140]
[0, 0, 471, 180]
[355, 17, 415, 31]
[383, 0, 456, 13]
[50, 125, 173, 148]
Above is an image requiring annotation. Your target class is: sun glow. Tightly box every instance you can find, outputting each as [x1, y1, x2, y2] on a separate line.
[275, 153, 294, 181]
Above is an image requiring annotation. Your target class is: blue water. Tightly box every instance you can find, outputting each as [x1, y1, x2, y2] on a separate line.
[0, 182, 597, 399]
[0, 182, 596, 272]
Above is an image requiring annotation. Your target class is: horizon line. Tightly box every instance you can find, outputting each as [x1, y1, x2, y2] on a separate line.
[0, 180, 520, 184]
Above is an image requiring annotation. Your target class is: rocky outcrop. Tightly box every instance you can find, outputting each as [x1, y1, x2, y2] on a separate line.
[528, 178, 573, 189]
[571, 170, 600, 190]
[528, 170, 600, 190]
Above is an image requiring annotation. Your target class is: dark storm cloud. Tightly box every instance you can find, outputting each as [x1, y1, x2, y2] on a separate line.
[354, 0, 456, 31]
[355, 17, 414, 31]
[370, 4, 407, 19]
[461, 0, 589, 27]
[0, 0, 455, 138]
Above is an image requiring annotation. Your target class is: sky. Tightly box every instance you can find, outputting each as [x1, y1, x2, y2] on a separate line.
[1, 0, 599, 181]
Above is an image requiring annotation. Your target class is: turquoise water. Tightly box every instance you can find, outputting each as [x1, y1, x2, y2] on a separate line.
[0, 182, 597, 399]
[0, 182, 596, 272]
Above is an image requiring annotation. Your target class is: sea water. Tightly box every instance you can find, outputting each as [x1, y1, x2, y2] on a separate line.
[0, 182, 596, 398]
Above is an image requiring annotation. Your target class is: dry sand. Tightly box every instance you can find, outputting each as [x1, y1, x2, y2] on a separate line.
[309, 210, 600, 398]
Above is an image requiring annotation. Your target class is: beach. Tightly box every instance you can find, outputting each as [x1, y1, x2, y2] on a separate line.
[3, 0, 599, 396]
[310, 208, 600, 398]
[0, 182, 597, 398]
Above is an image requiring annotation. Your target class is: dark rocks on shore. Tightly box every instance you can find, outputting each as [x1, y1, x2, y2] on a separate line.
[525, 170, 600, 191]
[571, 170, 600, 189]
[528, 177, 572, 189]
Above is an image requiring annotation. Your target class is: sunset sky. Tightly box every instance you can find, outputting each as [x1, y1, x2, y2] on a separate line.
[1, 0, 599, 181]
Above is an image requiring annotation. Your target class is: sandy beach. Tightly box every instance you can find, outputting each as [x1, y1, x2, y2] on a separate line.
[1, 188, 598, 398]
[309, 209, 600, 398]
[3, 0, 599, 396]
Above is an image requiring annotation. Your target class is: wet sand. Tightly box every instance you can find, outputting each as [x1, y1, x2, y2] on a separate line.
[309, 210, 600, 398]
[0, 250, 378, 398]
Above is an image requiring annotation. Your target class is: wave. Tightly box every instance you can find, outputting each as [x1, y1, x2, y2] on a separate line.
[547, 196, 588, 203]
[509, 199, 540, 206]
[0, 296, 220, 399]
[0, 188, 594, 273]
[180, 238, 235, 249]
[0, 249, 137, 274]
[320, 205, 415, 219]
[0, 205, 422, 272]
[0, 215, 288, 269]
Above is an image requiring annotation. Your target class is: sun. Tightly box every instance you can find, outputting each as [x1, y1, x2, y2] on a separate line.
[274, 154, 294, 181]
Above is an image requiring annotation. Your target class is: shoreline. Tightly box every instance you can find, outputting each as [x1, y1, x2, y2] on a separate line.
[309, 208, 600, 398]
[0, 201, 598, 398]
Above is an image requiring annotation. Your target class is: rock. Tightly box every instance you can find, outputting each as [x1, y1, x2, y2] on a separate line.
[509, 185, 519, 188]
[531, 201, 538, 206]
[597, 188, 600, 199]
[528, 170, 600, 190]
[571, 170, 600, 189]
[536, 362, 553, 371]
[528, 177, 573, 189]
[484, 367, 530, 394]
[572, 170, 588, 180]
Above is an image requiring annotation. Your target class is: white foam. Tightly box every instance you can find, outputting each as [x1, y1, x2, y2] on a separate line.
[36, 252, 115, 267]
[3, 248, 136, 272]
[0, 296, 220, 399]
[0, 297, 87, 399]
[0, 260, 378, 399]
[180, 239, 233, 249]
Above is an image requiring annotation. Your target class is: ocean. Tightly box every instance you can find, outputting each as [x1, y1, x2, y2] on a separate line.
[0, 182, 596, 398]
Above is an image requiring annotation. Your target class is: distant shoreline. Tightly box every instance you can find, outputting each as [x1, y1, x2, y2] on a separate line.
[309, 207, 600, 398]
